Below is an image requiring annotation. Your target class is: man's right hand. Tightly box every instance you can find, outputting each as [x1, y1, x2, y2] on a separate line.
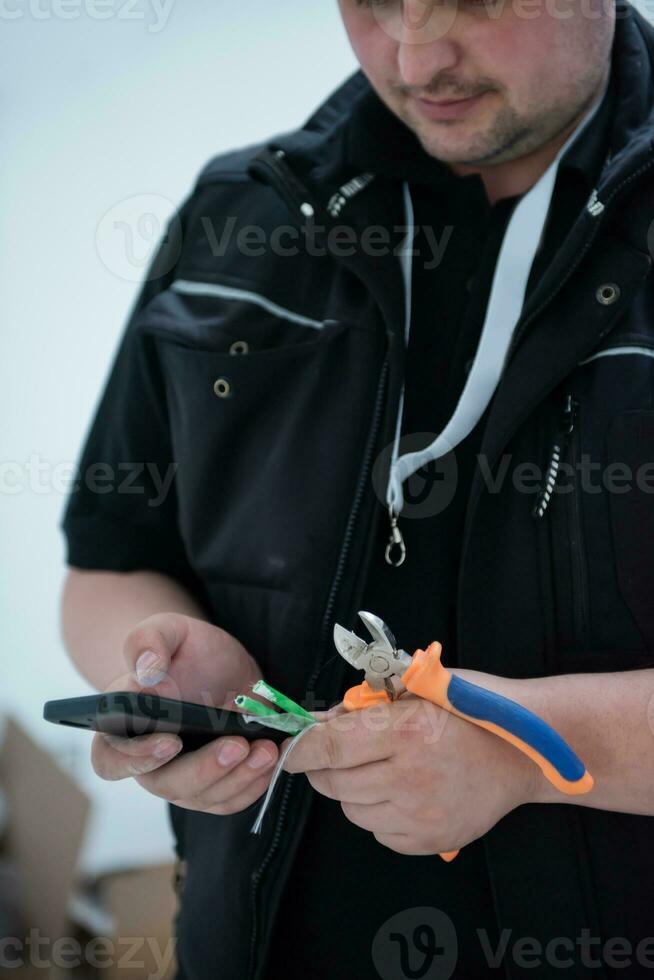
[91, 613, 280, 815]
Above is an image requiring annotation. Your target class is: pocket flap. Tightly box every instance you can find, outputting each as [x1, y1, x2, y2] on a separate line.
[136, 278, 342, 354]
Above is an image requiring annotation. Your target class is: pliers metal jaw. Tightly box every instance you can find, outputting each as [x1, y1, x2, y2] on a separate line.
[333, 611, 413, 705]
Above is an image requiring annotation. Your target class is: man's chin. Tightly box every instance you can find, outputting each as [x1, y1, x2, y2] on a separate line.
[414, 129, 496, 167]
[383, 96, 506, 167]
[399, 108, 487, 162]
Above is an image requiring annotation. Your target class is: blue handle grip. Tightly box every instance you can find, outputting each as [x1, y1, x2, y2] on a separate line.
[447, 674, 591, 792]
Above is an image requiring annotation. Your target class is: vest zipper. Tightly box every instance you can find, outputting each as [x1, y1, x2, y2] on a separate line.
[567, 399, 591, 645]
[533, 394, 590, 646]
[247, 350, 391, 980]
[532, 394, 577, 520]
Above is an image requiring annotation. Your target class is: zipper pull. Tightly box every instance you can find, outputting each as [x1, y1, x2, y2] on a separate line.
[385, 505, 407, 567]
[532, 394, 578, 519]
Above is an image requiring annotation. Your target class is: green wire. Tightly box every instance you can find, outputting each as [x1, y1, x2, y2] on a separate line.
[251, 680, 315, 721]
[234, 683, 318, 737]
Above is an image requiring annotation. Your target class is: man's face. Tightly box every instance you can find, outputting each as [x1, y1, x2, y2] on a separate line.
[337, 0, 614, 167]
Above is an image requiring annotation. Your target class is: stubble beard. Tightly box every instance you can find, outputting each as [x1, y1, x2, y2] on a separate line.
[391, 77, 605, 167]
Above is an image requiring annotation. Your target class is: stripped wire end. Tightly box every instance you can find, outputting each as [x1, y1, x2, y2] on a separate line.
[250, 680, 315, 721]
[233, 694, 280, 718]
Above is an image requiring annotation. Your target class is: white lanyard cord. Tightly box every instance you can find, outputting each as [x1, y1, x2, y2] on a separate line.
[386, 78, 610, 523]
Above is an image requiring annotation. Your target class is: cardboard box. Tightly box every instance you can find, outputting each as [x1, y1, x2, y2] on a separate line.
[0, 717, 179, 979]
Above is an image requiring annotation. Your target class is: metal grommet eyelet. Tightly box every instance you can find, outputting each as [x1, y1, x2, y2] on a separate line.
[229, 340, 249, 356]
[596, 283, 621, 306]
[213, 377, 232, 399]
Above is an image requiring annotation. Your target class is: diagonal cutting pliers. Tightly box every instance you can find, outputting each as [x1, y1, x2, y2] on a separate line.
[334, 611, 594, 861]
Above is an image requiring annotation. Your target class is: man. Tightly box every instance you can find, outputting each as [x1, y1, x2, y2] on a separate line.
[60, 0, 654, 977]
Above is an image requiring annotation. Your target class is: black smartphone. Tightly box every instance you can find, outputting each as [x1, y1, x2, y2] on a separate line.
[43, 692, 288, 753]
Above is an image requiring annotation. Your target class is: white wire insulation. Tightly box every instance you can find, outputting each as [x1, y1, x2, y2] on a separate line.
[249, 720, 320, 835]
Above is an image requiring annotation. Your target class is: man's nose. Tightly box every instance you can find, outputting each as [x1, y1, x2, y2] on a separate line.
[397, 0, 460, 88]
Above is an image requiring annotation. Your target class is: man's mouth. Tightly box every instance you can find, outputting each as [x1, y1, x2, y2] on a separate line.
[413, 90, 491, 120]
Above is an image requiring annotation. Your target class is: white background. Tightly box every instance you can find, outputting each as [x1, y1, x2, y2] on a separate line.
[2, 0, 652, 872]
[1, 0, 357, 873]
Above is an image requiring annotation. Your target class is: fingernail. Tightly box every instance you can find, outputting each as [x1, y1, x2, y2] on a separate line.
[103, 734, 126, 749]
[136, 650, 167, 686]
[217, 740, 248, 766]
[128, 759, 161, 776]
[153, 737, 180, 759]
[247, 747, 274, 770]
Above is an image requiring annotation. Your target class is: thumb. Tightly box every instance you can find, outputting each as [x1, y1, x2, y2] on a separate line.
[123, 613, 187, 687]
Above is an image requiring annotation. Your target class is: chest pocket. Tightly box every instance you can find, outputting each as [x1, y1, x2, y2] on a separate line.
[134, 276, 386, 600]
[539, 340, 654, 663]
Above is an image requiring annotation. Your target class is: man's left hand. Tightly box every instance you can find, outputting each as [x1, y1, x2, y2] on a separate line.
[282, 692, 538, 856]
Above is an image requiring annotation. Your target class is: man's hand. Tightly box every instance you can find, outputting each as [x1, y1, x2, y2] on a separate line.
[281, 692, 537, 855]
[91, 613, 280, 815]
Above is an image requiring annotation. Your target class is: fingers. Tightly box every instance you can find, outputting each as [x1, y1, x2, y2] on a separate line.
[122, 613, 189, 687]
[372, 832, 425, 856]
[134, 736, 279, 815]
[196, 772, 274, 816]
[283, 708, 394, 773]
[92, 731, 183, 780]
[307, 759, 392, 805]
[309, 702, 348, 722]
[341, 799, 413, 836]
[92, 730, 280, 816]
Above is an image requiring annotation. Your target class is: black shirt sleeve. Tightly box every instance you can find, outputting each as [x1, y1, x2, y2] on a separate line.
[59, 195, 205, 602]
